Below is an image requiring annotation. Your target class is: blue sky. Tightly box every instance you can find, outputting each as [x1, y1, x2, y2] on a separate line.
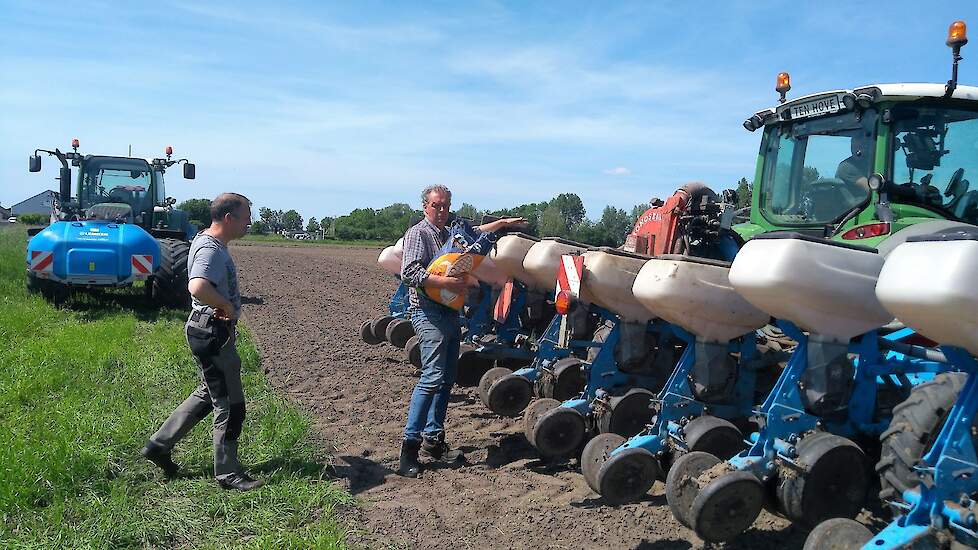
[2, 1, 975, 222]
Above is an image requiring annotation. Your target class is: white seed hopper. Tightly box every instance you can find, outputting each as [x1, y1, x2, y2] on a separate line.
[633, 255, 769, 343]
[377, 238, 404, 275]
[581, 247, 655, 322]
[729, 234, 892, 343]
[489, 233, 540, 284]
[876, 229, 978, 356]
[522, 237, 590, 293]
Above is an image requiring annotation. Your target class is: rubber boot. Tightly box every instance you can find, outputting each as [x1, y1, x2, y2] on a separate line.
[422, 432, 465, 463]
[398, 439, 422, 478]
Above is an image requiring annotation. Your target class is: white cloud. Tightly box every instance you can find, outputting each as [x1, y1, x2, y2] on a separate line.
[603, 167, 631, 176]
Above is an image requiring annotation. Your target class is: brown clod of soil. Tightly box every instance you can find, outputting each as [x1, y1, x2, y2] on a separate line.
[234, 243, 808, 549]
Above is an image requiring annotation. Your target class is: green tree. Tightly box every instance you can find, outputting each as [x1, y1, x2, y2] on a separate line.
[320, 216, 335, 237]
[177, 198, 212, 227]
[306, 217, 320, 234]
[549, 193, 586, 230]
[259, 207, 284, 232]
[249, 220, 268, 234]
[455, 203, 482, 222]
[282, 210, 303, 232]
[734, 177, 752, 209]
[596, 205, 632, 247]
[538, 204, 566, 237]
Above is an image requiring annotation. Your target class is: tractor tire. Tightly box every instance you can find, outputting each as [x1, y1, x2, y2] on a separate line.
[876, 372, 966, 509]
[152, 238, 191, 309]
[26, 273, 42, 295]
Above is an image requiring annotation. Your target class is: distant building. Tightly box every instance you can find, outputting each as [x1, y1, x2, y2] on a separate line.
[12, 190, 58, 216]
[0, 205, 10, 219]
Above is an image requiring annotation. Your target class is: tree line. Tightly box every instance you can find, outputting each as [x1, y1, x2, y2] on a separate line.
[177, 179, 753, 247]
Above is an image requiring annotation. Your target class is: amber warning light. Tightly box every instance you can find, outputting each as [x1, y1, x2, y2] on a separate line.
[948, 20, 968, 48]
[71, 138, 79, 150]
[555, 289, 574, 315]
[165, 145, 173, 156]
[776, 72, 791, 103]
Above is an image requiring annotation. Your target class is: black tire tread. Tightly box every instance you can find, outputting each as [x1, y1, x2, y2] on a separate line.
[875, 372, 966, 504]
[152, 238, 191, 308]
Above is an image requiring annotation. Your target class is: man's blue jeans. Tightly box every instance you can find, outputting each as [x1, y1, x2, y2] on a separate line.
[403, 299, 461, 443]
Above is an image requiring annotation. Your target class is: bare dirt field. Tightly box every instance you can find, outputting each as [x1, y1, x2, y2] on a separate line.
[233, 243, 810, 550]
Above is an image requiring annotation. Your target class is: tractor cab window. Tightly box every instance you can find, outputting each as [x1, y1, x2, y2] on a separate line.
[890, 105, 978, 225]
[80, 157, 153, 217]
[154, 170, 166, 205]
[759, 110, 875, 226]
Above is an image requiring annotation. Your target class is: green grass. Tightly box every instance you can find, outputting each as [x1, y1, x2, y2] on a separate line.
[239, 234, 388, 248]
[0, 227, 352, 549]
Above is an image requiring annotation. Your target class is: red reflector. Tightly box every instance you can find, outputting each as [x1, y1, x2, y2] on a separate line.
[841, 222, 890, 240]
[555, 289, 574, 315]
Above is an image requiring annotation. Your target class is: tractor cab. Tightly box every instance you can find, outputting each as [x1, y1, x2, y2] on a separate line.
[78, 156, 155, 224]
[738, 81, 978, 246]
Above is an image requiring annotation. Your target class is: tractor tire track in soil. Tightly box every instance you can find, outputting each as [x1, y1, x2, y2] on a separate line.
[234, 243, 806, 550]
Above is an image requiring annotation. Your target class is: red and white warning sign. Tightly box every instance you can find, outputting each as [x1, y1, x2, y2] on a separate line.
[30, 250, 54, 272]
[131, 254, 153, 277]
[556, 254, 583, 300]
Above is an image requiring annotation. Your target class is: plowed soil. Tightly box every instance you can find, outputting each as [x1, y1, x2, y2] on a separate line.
[233, 243, 810, 550]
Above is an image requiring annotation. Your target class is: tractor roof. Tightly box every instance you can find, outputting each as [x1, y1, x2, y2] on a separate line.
[750, 83, 978, 128]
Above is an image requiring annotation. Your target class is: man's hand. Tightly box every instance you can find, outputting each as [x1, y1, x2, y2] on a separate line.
[188, 278, 237, 319]
[429, 274, 477, 295]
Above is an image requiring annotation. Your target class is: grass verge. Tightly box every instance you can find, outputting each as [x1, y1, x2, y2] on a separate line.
[0, 227, 352, 549]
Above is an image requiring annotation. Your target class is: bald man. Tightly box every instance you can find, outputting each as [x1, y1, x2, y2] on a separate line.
[141, 193, 263, 492]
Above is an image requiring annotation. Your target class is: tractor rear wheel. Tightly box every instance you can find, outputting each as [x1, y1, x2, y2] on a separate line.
[876, 372, 966, 511]
[152, 238, 191, 309]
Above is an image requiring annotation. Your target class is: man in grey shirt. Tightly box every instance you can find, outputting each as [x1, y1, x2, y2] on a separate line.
[141, 193, 263, 491]
[397, 184, 524, 477]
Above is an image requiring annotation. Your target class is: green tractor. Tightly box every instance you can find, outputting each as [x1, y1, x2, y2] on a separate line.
[27, 140, 198, 307]
[734, 67, 978, 246]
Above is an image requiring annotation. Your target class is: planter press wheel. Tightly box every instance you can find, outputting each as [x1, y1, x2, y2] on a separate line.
[597, 446, 662, 505]
[665, 450, 721, 529]
[581, 432, 626, 493]
[551, 358, 586, 401]
[683, 415, 744, 460]
[479, 367, 513, 406]
[802, 518, 874, 550]
[486, 374, 534, 417]
[531, 406, 587, 458]
[775, 432, 869, 528]
[523, 398, 560, 444]
[404, 335, 422, 368]
[596, 388, 656, 437]
[455, 348, 495, 387]
[385, 318, 415, 349]
[690, 470, 765, 543]
[360, 320, 384, 345]
[371, 315, 396, 342]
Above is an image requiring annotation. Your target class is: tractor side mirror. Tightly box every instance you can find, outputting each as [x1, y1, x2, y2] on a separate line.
[59, 167, 72, 202]
[183, 162, 196, 179]
[29, 155, 41, 172]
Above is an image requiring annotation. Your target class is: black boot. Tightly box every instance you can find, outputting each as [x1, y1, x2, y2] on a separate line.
[398, 439, 422, 478]
[218, 472, 264, 492]
[422, 433, 465, 463]
[140, 442, 180, 478]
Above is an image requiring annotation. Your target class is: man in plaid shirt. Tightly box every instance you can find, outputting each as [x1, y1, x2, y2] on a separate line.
[398, 184, 524, 478]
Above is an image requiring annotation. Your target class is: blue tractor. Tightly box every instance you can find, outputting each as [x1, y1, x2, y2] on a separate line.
[26, 139, 197, 307]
